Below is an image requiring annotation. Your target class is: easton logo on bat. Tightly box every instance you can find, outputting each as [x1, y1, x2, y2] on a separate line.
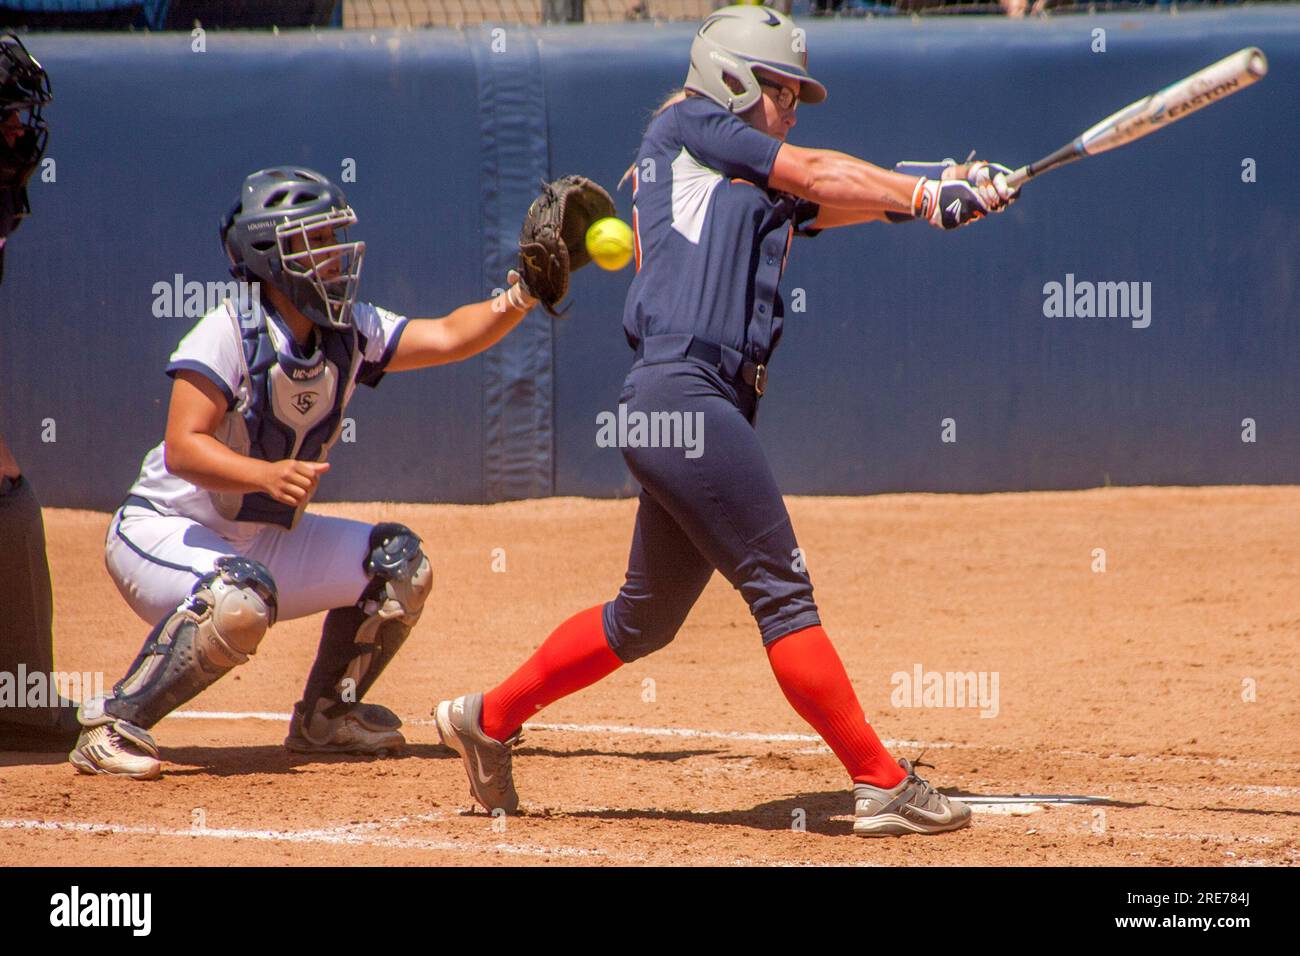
[1166, 76, 1246, 119]
[1010, 47, 1267, 187]
[1085, 75, 1249, 152]
[1105, 76, 1247, 141]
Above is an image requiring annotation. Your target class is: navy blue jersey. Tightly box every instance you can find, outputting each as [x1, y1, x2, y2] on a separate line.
[624, 95, 820, 364]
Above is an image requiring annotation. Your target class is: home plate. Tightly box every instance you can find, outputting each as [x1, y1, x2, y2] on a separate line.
[970, 803, 1042, 816]
[961, 794, 1110, 815]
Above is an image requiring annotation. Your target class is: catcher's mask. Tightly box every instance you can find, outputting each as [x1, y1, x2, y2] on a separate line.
[684, 4, 826, 115]
[221, 166, 365, 331]
[0, 32, 51, 244]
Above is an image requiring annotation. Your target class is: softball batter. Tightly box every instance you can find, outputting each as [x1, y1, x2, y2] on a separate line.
[436, 5, 1017, 836]
[72, 166, 540, 780]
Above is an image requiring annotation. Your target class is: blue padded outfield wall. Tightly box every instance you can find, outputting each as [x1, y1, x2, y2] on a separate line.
[2, 9, 1297, 509]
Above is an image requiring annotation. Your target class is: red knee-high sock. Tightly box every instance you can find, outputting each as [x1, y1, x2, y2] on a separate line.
[766, 625, 905, 789]
[480, 605, 622, 742]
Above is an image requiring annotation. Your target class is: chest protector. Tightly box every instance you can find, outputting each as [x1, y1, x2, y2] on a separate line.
[210, 298, 362, 530]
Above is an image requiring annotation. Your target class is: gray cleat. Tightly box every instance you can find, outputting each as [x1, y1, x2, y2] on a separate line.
[433, 692, 520, 814]
[284, 699, 405, 755]
[852, 758, 972, 837]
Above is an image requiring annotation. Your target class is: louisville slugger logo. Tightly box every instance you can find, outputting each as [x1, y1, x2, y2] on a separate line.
[289, 364, 323, 381]
[292, 392, 318, 415]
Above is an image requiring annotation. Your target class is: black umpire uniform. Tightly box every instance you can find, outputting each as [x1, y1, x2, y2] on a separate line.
[0, 33, 79, 751]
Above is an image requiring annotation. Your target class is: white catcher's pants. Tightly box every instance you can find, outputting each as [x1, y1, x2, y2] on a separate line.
[105, 503, 374, 626]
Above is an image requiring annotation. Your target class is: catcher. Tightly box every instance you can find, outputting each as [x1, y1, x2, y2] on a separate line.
[72, 165, 611, 779]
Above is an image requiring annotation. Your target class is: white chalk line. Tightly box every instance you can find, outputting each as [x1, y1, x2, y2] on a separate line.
[0, 817, 608, 860]
[171, 711, 830, 744]
[0, 814, 841, 867]
[167, 710, 1300, 772]
[173, 710, 291, 722]
[6, 804, 1290, 865]
[6, 812, 1285, 854]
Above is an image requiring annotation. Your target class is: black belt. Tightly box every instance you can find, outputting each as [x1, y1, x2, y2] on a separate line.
[634, 337, 769, 397]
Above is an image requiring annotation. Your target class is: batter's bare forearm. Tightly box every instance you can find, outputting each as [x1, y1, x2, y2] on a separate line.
[771, 145, 919, 215]
[808, 206, 890, 229]
[163, 433, 267, 496]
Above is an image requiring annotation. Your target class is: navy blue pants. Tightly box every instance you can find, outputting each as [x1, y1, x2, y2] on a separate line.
[603, 359, 821, 662]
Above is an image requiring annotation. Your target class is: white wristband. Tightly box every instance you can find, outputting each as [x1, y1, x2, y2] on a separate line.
[494, 283, 536, 313]
[910, 177, 929, 219]
[507, 283, 536, 311]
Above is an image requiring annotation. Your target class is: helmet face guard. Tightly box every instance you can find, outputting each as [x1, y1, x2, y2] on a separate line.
[0, 33, 52, 241]
[221, 167, 365, 331]
[0, 35, 51, 111]
[274, 207, 365, 332]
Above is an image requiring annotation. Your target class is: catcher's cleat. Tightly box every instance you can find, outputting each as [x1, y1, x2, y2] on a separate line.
[68, 705, 162, 780]
[852, 758, 972, 837]
[433, 692, 521, 814]
[284, 699, 405, 755]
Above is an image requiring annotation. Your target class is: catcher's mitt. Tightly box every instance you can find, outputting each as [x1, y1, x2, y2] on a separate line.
[517, 175, 615, 317]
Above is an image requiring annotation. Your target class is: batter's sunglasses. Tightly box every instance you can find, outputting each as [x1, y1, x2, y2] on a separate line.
[758, 80, 798, 112]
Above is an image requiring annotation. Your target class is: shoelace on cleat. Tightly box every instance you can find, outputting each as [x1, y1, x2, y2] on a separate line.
[902, 753, 946, 810]
[102, 728, 144, 758]
[481, 732, 521, 783]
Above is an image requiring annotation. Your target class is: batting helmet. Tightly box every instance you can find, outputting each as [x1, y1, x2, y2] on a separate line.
[0, 32, 52, 260]
[220, 166, 365, 331]
[684, 5, 827, 115]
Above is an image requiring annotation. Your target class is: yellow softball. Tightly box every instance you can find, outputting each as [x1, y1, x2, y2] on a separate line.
[585, 217, 634, 271]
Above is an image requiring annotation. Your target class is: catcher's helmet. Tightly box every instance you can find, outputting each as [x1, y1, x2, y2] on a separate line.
[0, 32, 52, 248]
[220, 166, 365, 331]
[684, 5, 826, 115]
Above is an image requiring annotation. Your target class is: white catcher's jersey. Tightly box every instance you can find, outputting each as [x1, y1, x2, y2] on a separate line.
[126, 299, 407, 547]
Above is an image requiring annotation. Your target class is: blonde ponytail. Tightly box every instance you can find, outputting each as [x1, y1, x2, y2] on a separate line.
[619, 88, 695, 190]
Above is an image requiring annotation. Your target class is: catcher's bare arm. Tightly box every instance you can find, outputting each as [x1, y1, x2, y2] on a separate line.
[165, 371, 331, 506]
[387, 289, 536, 372]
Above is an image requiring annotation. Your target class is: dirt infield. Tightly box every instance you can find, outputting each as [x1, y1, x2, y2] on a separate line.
[3, 487, 1298, 866]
